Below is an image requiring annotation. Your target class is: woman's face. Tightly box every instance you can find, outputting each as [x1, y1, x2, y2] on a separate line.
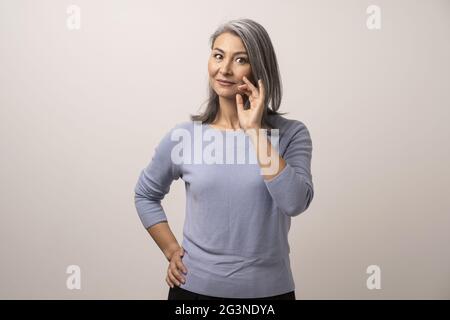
[208, 32, 253, 100]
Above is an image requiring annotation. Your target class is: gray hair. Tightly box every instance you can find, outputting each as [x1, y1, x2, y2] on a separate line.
[190, 18, 287, 129]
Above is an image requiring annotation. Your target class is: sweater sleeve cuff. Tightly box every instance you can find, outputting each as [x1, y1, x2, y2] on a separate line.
[141, 215, 168, 230]
[263, 163, 313, 217]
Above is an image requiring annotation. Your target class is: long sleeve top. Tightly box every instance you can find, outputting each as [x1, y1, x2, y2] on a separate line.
[134, 114, 314, 298]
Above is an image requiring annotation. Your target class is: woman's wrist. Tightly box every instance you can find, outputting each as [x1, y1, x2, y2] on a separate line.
[164, 243, 181, 261]
[244, 125, 262, 135]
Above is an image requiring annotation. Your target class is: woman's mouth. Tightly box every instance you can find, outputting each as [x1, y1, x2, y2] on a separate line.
[216, 79, 235, 86]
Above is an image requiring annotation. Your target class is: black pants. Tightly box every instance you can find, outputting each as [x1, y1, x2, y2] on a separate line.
[168, 286, 296, 300]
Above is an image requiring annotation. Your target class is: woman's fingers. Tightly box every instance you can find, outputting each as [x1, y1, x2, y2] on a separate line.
[176, 259, 188, 274]
[167, 276, 174, 288]
[166, 274, 174, 288]
[237, 84, 253, 97]
[166, 247, 187, 288]
[168, 269, 180, 286]
[242, 76, 259, 96]
[170, 262, 186, 285]
[258, 79, 265, 100]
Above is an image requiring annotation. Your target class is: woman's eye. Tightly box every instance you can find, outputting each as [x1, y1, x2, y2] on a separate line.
[213, 54, 247, 64]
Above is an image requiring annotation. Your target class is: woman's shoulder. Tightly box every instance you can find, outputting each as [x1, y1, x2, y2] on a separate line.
[153, 121, 194, 148]
[160, 120, 203, 145]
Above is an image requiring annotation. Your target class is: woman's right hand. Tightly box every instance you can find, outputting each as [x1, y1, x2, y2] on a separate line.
[166, 246, 188, 288]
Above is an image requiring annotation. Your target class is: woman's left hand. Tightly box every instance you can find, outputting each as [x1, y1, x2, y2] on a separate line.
[236, 76, 265, 132]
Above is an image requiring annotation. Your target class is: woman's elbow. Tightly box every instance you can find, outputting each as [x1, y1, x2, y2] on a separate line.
[283, 185, 314, 217]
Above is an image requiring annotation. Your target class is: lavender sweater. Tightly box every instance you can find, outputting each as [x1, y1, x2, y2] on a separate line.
[134, 114, 314, 298]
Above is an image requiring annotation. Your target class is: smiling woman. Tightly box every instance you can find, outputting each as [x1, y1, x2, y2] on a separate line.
[134, 18, 314, 301]
[209, 35, 251, 91]
[191, 18, 287, 131]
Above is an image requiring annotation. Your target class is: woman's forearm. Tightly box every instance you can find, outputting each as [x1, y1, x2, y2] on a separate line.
[246, 127, 286, 180]
[147, 221, 181, 261]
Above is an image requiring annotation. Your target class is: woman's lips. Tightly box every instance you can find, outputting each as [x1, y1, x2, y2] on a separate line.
[217, 79, 235, 86]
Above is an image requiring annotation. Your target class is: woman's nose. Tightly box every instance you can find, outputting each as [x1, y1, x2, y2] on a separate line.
[219, 59, 233, 74]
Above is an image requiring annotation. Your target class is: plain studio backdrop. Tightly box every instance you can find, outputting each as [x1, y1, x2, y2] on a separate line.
[0, 0, 449, 299]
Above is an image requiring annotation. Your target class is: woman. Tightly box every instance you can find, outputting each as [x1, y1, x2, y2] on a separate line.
[134, 18, 314, 300]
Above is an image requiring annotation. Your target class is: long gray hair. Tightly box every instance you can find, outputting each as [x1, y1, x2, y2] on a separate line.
[190, 18, 288, 130]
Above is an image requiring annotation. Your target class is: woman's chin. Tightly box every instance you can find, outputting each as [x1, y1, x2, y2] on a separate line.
[215, 89, 237, 99]
[218, 94, 237, 100]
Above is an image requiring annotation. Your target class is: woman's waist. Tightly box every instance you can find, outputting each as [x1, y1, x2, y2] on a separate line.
[181, 237, 289, 276]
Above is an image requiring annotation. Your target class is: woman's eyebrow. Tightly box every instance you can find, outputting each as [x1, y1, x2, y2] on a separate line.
[213, 47, 248, 56]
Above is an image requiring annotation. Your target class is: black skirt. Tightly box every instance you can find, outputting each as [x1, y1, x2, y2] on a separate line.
[168, 286, 296, 300]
